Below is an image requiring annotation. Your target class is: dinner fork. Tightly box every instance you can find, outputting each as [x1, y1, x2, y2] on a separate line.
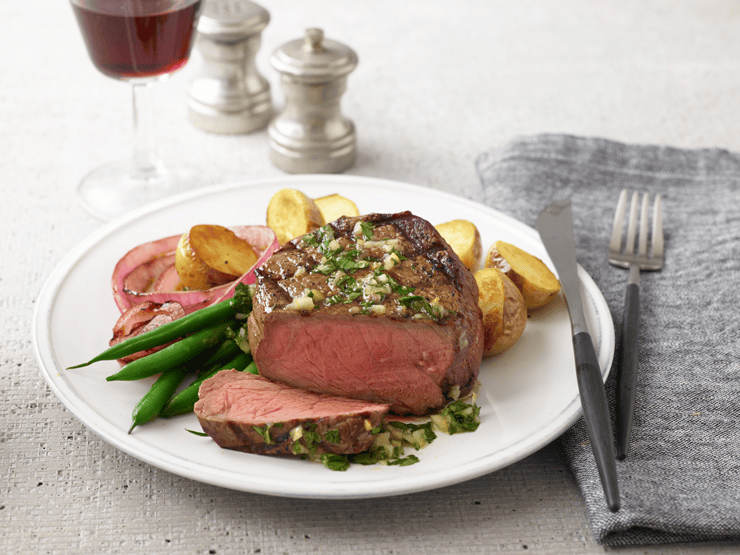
[608, 190, 664, 460]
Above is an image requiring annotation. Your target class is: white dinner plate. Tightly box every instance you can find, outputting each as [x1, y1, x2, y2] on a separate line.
[33, 175, 614, 499]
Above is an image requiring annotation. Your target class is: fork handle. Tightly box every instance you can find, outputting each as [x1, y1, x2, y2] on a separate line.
[617, 282, 640, 460]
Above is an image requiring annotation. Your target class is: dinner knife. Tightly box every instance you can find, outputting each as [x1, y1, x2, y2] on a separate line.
[536, 199, 620, 513]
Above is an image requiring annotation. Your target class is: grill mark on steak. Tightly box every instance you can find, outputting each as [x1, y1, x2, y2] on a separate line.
[358, 213, 461, 290]
[248, 211, 484, 416]
[194, 370, 389, 456]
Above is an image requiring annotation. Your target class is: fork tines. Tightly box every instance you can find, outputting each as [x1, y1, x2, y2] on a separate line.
[609, 190, 664, 270]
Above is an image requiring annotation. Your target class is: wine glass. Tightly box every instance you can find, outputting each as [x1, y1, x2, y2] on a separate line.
[70, 0, 204, 221]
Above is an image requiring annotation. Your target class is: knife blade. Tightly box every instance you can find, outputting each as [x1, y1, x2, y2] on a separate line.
[536, 199, 620, 513]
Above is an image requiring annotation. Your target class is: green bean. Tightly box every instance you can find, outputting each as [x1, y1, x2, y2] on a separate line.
[194, 338, 241, 370]
[244, 360, 258, 375]
[128, 367, 188, 434]
[68, 284, 252, 369]
[174, 336, 241, 377]
[160, 352, 252, 418]
[106, 320, 234, 382]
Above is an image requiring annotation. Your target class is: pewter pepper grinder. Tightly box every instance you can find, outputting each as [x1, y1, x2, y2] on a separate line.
[188, 0, 271, 134]
[268, 28, 358, 173]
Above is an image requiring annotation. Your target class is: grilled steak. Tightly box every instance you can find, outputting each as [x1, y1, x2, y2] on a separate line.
[248, 211, 484, 415]
[194, 369, 389, 456]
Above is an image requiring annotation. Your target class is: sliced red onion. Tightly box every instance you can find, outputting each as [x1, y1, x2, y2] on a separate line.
[123, 251, 177, 295]
[151, 262, 181, 293]
[111, 225, 279, 315]
[109, 301, 187, 363]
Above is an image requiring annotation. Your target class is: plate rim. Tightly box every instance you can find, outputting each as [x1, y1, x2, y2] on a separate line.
[32, 174, 615, 499]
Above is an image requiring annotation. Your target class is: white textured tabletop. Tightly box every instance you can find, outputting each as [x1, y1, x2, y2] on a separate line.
[3, 0, 739, 553]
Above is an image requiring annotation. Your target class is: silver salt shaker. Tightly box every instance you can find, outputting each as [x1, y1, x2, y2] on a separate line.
[188, 0, 271, 134]
[268, 28, 358, 173]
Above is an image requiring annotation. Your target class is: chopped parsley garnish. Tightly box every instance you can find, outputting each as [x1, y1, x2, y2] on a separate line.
[320, 453, 351, 472]
[232, 283, 254, 315]
[389, 247, 407, 261]
[312, 251, 370, 276]
[359, 221, 374, 240]
[383, 273, 414, 296]
[301, 233, 319, 247]
[295, 398, 480, 471]
[387, 455, 420, 466]
[337, 256, 369, 272]
[251, 424, 273, 444]
[345, 291, 362, 303]
[296, 220, 457, 322]
[348, 451, 381, 466]
[225, 321, 251, 354]
[324, 429, 341, 444]
[387, 420, 437, 446]
[312, 261, 336, 275]
[398, 294, 445, 321]
[434, 400, 481, 434]
[324, 294, 344, 306]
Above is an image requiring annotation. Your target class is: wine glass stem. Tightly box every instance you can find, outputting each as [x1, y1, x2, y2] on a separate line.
[131, 81, 160, 177]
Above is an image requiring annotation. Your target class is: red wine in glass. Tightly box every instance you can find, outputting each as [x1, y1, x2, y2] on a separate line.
[72, 0, 202, 79]
[69, 0, 204, 221]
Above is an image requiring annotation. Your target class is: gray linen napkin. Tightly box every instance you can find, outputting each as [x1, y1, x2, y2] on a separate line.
[475, 134, 740, 547]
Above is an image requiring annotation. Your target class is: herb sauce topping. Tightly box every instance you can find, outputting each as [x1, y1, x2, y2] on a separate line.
[285, 222, 454, 321]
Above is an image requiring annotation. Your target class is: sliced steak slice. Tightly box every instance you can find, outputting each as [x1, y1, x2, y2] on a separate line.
[194, 369, 389, 456]
[248, 211, 484, 415]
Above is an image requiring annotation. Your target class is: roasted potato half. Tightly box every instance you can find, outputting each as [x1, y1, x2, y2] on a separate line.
[176, 225, 257, 290]
[435, 219, 482, 271]
[485, 240, 561, 310]
[314, 194, 360, 223]
[474, 267, 527, 356]
[266, 188, 324, 244]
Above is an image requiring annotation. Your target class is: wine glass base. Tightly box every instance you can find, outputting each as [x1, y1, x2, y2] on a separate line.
[77, 158, 206, 221]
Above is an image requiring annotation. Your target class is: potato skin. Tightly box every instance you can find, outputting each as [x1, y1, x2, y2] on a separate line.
[267, 189, 324, 244]
[474, 267, 527, 357]
[435, 219, 482, 271]
[188, 224, 258, 277]
[314, 194, 360, 223]
[175, 230, 235, 290]
[485, 241, 560, 310]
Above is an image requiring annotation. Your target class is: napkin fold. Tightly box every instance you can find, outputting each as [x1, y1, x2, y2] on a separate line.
[476, 134, 740, 547]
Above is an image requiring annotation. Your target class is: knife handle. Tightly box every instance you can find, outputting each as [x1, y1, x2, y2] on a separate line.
[573, 331, 621, 513]
[617, 283, 640, 460]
